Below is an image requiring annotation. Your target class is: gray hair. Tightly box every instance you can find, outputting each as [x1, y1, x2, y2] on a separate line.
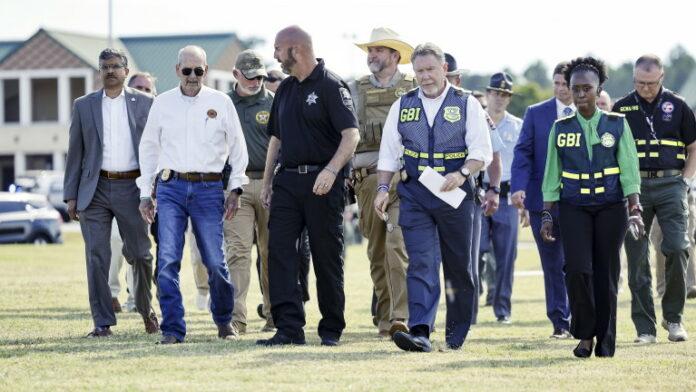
[410, 43, 445, 64]
[177, 45, 207, 65]
[99, 48, 128, 67]
[128, 72, 158, 94]
[634, 54, 663, 72]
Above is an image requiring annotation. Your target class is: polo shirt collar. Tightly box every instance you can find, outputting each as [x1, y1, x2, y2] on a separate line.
[303, 58, 325, 82]
[230, 83, 265, 104]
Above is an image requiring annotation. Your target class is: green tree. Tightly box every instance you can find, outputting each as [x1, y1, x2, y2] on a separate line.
[523, 60, 550, 89]
[664, 44, 695, 92]
[604, 61, 634, 101]
[508, 82, 552, 118]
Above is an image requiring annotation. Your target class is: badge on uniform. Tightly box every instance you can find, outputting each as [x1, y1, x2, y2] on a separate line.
[394, 87, 407, 98]
[160, 168, 172, 182]
[600, 132, 615, 148]
[662, 101, 674, 122]
[443, 106, 461, 123]
[256, 110, 269, 125]
[306, 91, 318, 105]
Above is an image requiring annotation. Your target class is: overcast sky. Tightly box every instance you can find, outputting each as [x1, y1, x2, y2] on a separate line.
[2, 0, 695, 78]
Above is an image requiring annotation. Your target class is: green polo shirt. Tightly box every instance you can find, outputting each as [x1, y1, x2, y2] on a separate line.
[542, 109, 641, 202]
[228, 85, 274, 171]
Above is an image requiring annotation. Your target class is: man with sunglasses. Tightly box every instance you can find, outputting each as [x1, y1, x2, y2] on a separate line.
[265, 70, 286, 93]
[64, 48, 158, 338]
[614, 54, 696, 344]
[137, 45, 249, 344]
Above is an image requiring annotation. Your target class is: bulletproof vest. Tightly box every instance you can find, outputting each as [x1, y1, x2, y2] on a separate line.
[555, 112, 625, 206]
[397, 86, 469, 180]
[356, 74, 417, 153]
[615, 89, 687, 170]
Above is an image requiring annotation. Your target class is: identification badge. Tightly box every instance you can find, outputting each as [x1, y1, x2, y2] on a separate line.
[161, 169, 172, 182]
[400, 169, 409, 183]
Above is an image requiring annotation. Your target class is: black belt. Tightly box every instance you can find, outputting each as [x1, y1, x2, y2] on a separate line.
[283, 165, 322, 174]
[246, 171, 264, 180]
[100, 169, 140, 180]
[351, 167, 377, 182]
[639, 169, 681, 178]
[169, 170, 222, 182]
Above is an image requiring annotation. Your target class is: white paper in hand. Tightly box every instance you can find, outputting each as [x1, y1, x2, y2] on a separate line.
[417, 166, 466, 209]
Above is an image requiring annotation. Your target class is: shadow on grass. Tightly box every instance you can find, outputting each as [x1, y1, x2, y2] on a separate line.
[0, 307, 88, 321]
[423, 356, 577, 370]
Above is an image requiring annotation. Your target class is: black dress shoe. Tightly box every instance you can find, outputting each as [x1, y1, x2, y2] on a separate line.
[573, 341, 593, 358]
[393, 331, 432, 352]
[158, 335, 182, 345]
[257, 304, 266, 319]
[320, 337, 339, 346]
[86, 326, 112, 338]
[256, 333, 306, 346]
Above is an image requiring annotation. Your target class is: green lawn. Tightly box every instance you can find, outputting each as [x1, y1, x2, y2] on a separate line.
[1, 229, 695, 391]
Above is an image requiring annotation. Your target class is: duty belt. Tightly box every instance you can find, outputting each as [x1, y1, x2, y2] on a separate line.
[351, 167, 377, 182]
[639, 169, 682, 178]
[100, 169, 140, 180]
[283, 165, 322, 174]
[164, 170, 222, 182]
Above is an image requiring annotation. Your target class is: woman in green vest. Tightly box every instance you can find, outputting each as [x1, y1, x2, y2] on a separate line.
[540, 57, 645, 358]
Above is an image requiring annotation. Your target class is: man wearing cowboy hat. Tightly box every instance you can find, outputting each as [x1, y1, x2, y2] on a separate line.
[351, 27, 417, 338]
[480, 72, 523, 324]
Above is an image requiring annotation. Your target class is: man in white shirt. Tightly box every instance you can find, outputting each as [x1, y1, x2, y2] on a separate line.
[63, 49, 158, 338]
[374, 43, 492, 352]
[137, 45, 249, 344]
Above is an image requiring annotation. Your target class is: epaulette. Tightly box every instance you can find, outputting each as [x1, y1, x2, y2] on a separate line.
[604, 111, 625, 120]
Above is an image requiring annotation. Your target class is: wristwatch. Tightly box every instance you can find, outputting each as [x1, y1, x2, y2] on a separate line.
[459, 166, 471, 179]
[231, 188, 243, 196]
[486, 185, 501, 194]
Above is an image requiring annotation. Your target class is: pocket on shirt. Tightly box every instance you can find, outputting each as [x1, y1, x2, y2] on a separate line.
[204, 118, 225, 145]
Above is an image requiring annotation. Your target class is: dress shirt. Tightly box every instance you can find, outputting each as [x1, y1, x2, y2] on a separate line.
[102, 89, 138, 171]
[136, 85, 249, 198]
[485, 112, 523, 182]
[377, 82, 493, 172]
[556, 98, 576, 119]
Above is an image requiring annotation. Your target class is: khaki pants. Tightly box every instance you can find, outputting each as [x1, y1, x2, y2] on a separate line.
[355, 172, 408, 332]
[651, 193, 696, 296]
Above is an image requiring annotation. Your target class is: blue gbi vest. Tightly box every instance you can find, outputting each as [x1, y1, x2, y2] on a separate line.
[397, 87, 469, 181]
[556, 111, 625, 206]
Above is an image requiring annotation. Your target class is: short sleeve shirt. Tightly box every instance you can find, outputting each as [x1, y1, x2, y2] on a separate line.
[267, 59, 359, 167]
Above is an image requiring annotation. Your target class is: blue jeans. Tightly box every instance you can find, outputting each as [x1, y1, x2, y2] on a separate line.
[156, 177, 234, 341]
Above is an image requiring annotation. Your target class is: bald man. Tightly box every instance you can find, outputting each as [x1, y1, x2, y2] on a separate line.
[257, 26, 360, 347]
[137, 45, 249, 344]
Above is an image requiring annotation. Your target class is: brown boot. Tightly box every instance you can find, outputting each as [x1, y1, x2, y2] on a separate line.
[389, 320, 409, 337]
[143, 312, 159, 334]
[112, 298, 122, 313]
[217, 323, 237, 340]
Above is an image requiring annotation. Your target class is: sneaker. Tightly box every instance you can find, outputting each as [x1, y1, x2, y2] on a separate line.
[634, 334, 658, 344]
[662, 320, 688, 342]
[195, 293, 209, 311]
[497, 316, 512, 325]
[550, 328, 572, 339]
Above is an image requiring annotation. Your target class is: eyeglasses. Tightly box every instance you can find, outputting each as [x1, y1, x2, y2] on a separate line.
[100, 64, 125, 72]
[634, 75, 662, 88]
[182, 67, 205, 76]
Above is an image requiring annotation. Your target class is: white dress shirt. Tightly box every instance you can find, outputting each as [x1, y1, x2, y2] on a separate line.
[136, 85, 249, 198]
[555, 98, 576, 119]
[377, 82, 493, 172]
[102, 89, 138, 171]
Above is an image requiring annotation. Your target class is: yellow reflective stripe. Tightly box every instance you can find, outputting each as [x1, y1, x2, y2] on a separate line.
[635, 139, 647, 145]
[660, 140, 685, 147]
[403, 149, 418, 158]
[433, 153, 444, 159]
[562, 171, 580, 180]
[649, 140, 660, 145]
[604, 167, 620, 175]
[444, 152, 467, 159]
[649, 152, 659, 158]
[580, 174, 590, 180]
[419, 152, 429, 158]
[594, 172, 603, 179]
[677, 154, 686, 160]
[418, 165, 445, 172]
[595, 187, 605, 194]
[580, 188, 591, 194]
[637, 152, 646, 158]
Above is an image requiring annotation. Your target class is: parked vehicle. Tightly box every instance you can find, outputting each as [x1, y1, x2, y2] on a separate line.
[0, 192, 63, 244]
[11, 170, 68, 222]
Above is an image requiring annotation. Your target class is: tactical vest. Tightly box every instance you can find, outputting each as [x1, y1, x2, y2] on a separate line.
[615, 89, 687, 170]
[397, 86, 469, 181]
[556, 112, 625, 206]
[356, 74, 417, 153]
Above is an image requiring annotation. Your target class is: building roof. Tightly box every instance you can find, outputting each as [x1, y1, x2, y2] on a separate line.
[0, 41, 21, 62]
[120, 33, 242, 91]
[46, 29, 137, 70]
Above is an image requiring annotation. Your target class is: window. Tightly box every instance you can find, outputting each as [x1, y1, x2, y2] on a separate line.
[31, 78, 58, 122]
[3, 79, 20, 123]
[70, 77, 86, 104]
[26, 154, 53, 171]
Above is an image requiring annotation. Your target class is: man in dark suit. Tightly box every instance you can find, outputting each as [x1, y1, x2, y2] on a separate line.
[510, 61, 573, 339]
[64, 48, 158, 337]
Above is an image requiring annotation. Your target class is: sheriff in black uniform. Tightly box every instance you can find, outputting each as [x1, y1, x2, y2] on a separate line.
[613, 54, 696, 344]
[257, 26, 360, 347]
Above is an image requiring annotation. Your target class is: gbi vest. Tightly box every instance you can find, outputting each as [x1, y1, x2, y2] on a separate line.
[356, 74, 417, 153]
[556, 112, 625, 206]
[397, 86, 469, 181]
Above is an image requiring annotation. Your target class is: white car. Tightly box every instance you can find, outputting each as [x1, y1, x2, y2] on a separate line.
[0, 192, 62, 244]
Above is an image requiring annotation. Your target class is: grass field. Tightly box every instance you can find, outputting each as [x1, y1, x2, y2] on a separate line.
[1, 229, 695, 391]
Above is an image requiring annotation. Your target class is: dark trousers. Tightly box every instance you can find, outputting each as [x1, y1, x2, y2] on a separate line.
[398, 182, 475, 348]
[79, 177, 154, 328]
[530, 208, 571, 330]
[268, 170, 346, 341]
[470, 206, 482, 324]
[559, 201, 627, 357]
[624, 176, 689, 335]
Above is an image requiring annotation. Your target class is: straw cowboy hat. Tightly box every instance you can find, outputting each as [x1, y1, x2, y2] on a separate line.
[355, 27, 414, 65]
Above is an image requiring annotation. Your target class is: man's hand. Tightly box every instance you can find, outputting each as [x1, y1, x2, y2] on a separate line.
[511, 190, 526, 209]
[482, 190, 499, 216]
[224, 192, 240, 220]
[313, 168, 337, 196]
[261, 184, 272, 209]
[540, 220, 555, 242]
[520, 209, 530, 227]
[139, 198, 155, 224]
[440, 172, 465, 192]
[67, 199, 79, 221]
[374, 191, 389, 217]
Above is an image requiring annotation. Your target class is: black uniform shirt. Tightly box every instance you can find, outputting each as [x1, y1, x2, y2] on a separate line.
[267, 59, 358, 167]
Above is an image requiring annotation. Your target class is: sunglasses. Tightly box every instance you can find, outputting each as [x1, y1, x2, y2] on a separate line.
[266, 76, 282, 83]
[181, 67, 205, 76]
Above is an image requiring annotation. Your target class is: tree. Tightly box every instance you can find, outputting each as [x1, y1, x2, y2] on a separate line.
[604, 61, 634, 101]
[508, 82, 552, 118]
[523, 60, 550, 89]
[664, 45, 695, 93]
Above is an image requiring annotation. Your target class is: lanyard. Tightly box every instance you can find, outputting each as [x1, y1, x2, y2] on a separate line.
[633, 92, 662, 140]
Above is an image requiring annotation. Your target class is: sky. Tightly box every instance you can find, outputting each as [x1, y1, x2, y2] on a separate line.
[2, 0, 695, 79]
